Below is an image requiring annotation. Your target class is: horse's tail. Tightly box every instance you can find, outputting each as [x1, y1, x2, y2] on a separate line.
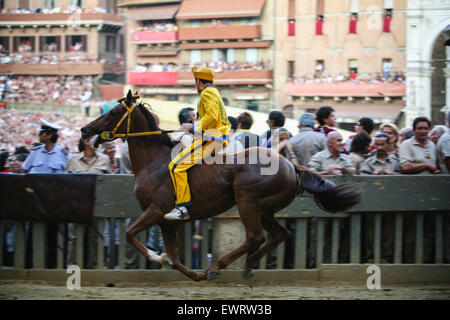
[294, 164, 362, 213]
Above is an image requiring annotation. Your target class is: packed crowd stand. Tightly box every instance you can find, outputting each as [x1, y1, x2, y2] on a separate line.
[289, 71, 406, 84]
[132, 22, 178, 33]
[1, 75, 93, 106]
[0, 103, 449, 269]
[1, 6, 108, 14]
[132, 61, 272, 73]
[0, 52, 106, 65]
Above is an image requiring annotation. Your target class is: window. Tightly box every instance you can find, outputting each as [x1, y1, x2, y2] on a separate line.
[315, 60, 324, 76]
[383, 0, 394, 9]
[383, 9, 392, 32]
[13, 36, 35, 53]
[190, 50, 202, 64]
[119, 34, 124, 54]
[0, 37, 9, 52]
[106, 35, 116, 52]
[316, 0, 324, 15]
[44, 0, 57, 9]
[226, 49, 235, 63]
[288, 0, 296, 36]
[348, 59, 358, 79]
[245, 48, 258, 64]
[0, 0, 5, 10]
[19, 0, 30, 9]
[190, 20, 201, 28]
[39, 36, 61, 52]
[65, 35, 87, 52]
[70, 0, 82, 8]
[349, 13, 358, 34]
[316, 15, 324, 35]
[288, 60, 295, 81]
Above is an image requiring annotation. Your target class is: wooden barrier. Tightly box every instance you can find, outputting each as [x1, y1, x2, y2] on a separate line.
[1, 174, 449, 271]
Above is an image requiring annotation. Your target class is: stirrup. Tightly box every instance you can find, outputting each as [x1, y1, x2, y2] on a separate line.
[164, 206, 190, 221]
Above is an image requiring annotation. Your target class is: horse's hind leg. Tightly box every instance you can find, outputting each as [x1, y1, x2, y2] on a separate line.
[159, 223, 206, 282]
[125, 205, 170, 266]
[207, 202, 265, 280]
[244, 213, 290, 277]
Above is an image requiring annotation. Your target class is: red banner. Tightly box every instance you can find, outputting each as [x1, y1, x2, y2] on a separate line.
[129, 72, 178, 85]
[288, 21, 295, 36]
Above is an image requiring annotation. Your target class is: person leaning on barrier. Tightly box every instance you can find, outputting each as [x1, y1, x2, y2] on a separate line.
[314, 106, 336, 136]
[349, 132, 372, 174]
[361, 133, 400, 175]
[21, 119, 69, 174]
[437, 111, 450, 174]
[168, 107, 197, 148]
[234, 112, 260, 149]
[399, 117, 439, 174]
[65, 138, 111, 268]
[260, 110, 285, 147]
[289, 113, 326, 166]
[308, 131, 356, 175]
[399, 127, 413, 143]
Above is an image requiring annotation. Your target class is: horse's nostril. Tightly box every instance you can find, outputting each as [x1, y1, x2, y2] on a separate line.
[81, 127, 88, 134]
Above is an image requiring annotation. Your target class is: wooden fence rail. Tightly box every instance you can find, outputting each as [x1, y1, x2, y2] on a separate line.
[1, 174, 449, 270]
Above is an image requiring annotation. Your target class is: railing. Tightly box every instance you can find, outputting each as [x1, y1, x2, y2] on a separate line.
[130, 31, 178, 44]
[0, 175, 449, 270]
[177, 69, 273, 86]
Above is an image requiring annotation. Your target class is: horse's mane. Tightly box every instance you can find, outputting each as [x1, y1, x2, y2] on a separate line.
[136, 102, 174, 148]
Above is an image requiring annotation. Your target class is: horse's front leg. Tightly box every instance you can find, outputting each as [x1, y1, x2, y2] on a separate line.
[160, 222, 206, 282]
[125, 205, 170, 266]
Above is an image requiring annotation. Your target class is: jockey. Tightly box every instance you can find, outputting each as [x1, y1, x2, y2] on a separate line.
[164, 66, 231, 221]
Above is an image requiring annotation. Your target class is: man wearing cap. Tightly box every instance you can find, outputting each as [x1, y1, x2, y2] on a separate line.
[289, 113, 327, 166]
[22, 119, 69, 173]
[165, 66, 231, 220]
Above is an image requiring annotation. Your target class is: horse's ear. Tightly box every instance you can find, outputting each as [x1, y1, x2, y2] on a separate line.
[126, 89, 133, 101]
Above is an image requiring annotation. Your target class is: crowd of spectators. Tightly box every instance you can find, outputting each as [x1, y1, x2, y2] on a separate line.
[0, 52, 101, 64]
[2, 75, 93, 106]
[132, 61, 272, 73]
[133, 22, 178, 33]
[289, 71, 406, 84]
[1, 6, 108, 14]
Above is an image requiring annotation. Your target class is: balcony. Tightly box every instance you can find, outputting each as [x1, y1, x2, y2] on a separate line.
[131, 31, 178, 44]
[177, 69, 272, 86]
[128, 72, 178, 86]
[179, 25, 261, 41]
[0, 13, 123, 28]
[0, 63, 110, 75]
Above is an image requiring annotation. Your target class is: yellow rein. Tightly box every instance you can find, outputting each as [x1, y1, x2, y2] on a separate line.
[100, 96, 183, 141]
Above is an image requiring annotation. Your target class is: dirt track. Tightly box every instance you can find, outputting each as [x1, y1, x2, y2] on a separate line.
[0, 280, 449, 300]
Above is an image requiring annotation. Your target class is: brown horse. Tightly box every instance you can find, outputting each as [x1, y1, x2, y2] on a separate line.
[81, 90, 362, 281]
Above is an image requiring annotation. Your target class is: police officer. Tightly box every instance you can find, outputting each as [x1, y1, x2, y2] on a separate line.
[22, 119, 69, 173]
[21, 118, 69, 268]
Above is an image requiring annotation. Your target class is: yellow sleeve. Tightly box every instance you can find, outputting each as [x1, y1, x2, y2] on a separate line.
[194, 89, 219, 133]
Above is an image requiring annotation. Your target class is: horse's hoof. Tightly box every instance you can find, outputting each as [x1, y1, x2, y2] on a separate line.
[242, 269, 255, 280]
[206, 270, 221, 280]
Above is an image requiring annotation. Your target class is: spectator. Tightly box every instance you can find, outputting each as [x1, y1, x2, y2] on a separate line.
[66, 139, 111, 268]
[271, 127, 298, 166]
[349, 132, 372, 174]
[437, 111, 450, 174]
[429, 125, 447, 145]
[344, 117, 375, 154]
[361, 133, 400, 175]
[290, 113, 326, 166]
[308, 131, 356, 175]
[168, 107, 196, 148]
[399, 117, 439, 174]
[260, 111, 285, 147]
[383, 60, 392, 81]
[399, 127, 413, 143]
[315, 106, 336, 136]
[101, 141, 119, 173]
[234, 112, 260, 149]
[380, 123, 400, 157]
[0, 150, 9, 172]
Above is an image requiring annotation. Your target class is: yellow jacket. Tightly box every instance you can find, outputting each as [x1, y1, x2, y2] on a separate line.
[193, 86, 231, 141]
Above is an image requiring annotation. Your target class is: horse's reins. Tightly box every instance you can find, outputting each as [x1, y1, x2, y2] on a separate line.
[100, 94, 186, 141]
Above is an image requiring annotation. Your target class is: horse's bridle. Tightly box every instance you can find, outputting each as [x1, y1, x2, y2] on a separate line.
[100, 94, 184, 141]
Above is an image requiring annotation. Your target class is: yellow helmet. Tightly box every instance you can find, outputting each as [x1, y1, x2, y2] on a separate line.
[192, 66, 214, 82]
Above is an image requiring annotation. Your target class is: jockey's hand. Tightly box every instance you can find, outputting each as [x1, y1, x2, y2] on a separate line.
[181, 123, 193, 133]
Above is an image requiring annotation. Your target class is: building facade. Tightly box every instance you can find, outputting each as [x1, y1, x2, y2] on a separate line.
[0, 0, 125, 103]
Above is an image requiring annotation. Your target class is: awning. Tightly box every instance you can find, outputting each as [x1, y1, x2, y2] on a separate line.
[129, 72, 178, 86]
[176, 0, 266, 20]
[288, 82, 406, 98]
[118, 0, 181, 7]
[128, 4, 180, 21]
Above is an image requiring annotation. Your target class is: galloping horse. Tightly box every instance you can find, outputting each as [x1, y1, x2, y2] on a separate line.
[81, 90, 362, 281]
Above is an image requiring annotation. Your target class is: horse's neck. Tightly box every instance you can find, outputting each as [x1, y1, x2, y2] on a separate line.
[127, 136, 171, 176]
